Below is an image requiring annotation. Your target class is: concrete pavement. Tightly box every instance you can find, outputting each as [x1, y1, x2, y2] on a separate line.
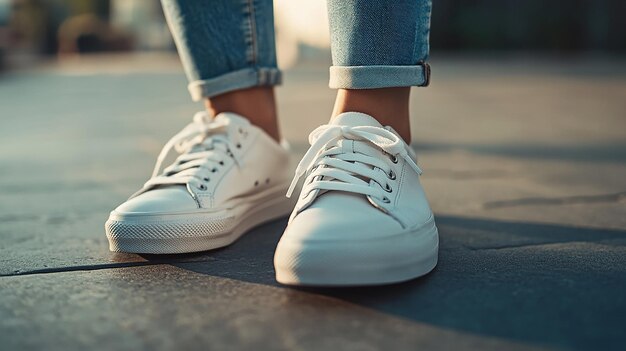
[0, 54, 625, 350]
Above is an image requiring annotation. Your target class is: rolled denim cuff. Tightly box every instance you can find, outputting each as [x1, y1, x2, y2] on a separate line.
[188, 67, 282, 101]
[329, 63, 431, 89]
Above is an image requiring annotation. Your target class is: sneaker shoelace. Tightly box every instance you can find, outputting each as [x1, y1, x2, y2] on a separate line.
[135, 112, 245, 196]
[286, 124, 423, 204]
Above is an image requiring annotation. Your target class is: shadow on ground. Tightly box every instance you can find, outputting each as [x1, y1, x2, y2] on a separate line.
[137, 215, 626, 351]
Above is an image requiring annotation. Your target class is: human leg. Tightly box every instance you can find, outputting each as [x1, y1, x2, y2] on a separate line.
[105, 0, 293, 254]
[327, 0, 432, 142]
[274, 0, 437, 286]
[161, 0, 281, 139]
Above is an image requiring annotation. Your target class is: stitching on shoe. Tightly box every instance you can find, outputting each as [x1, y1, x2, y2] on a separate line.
[197, 193, 215, 208]
[395, 161, 407, 207]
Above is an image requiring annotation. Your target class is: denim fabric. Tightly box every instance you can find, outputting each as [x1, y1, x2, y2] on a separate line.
[327, 0, 432, 89]
[161, 0, 431, 99]
[161, 0, 281, 100]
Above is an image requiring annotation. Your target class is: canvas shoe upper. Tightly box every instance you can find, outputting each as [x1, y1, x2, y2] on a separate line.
[274, 112, 439, 286]
[105, 111, 293, 254]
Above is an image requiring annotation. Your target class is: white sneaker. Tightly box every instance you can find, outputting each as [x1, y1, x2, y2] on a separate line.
[274, 112, 439, 286]
[105, 112, 294, 254]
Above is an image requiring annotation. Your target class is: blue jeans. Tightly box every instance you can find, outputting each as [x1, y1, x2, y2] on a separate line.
[161, 0, 432, 101]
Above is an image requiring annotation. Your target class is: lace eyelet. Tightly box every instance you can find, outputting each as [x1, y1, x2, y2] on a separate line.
[211, 168, 217, 173]
[198, 184, 207, 191]
[203, 177, 210, 182]
[219, 161, 224, 166]
[388, 170, 396, 180]
[236, 143, 242, 149]
[382, 196, 390, 203]
[384, 183, 393, 193]
[390, 155, 398, 164]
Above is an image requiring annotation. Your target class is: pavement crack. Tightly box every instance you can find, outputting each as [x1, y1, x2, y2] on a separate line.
[465, 242, 565, 251]
[1, 259, 215, 277]
[1, 262, 163, 277]
[483, 191, 626, 209]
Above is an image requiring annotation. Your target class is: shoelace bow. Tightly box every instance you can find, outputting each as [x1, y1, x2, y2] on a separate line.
[139, 112, 245, 194]
[286, 124, 423, 203]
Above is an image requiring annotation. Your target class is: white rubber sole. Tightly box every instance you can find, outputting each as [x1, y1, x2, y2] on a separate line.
[274, 218, 439, 286]
[105, 185, 294, 254]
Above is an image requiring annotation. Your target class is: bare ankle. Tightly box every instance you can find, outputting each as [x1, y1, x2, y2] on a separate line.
[332, 88, 412, 143]
[205, 87, 280, 141]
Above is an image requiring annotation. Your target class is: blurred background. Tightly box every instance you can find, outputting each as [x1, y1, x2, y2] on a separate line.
[0, 0, 624, 232]
[0, 0, 624, 70]
[1, 2, 626, 350]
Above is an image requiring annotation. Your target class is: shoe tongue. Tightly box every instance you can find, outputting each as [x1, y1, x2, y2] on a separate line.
[330, 112, 410, 151]
[329, 111, 407, 155]
[330, 112, 383, 128]
[328, 111, 415, 160]
[187, 112, 249, 154]
[213, 112, 251, 126]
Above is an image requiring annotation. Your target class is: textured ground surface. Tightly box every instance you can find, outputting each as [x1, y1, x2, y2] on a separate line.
[0, 54, 625, 351]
